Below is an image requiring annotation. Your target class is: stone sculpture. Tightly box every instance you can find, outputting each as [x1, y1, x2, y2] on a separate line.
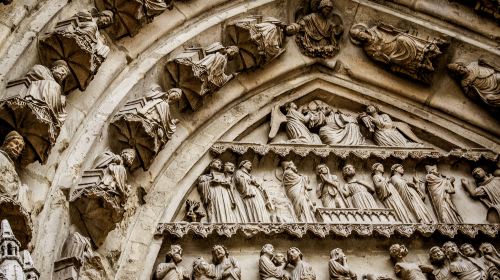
[390, 164, 434, 224]
[165, 43, 239, 110]
[226, 16, 287, 70]
[443, 241, 485, 280]
[287, 0, 343, 58]
[197, 159, 241, 223]
[211, 245, 241, 280]
[286, 247, 316, 280]
[316, 164, 346, 208]
[0, 219, 39, 280]
[192, 257, 216, 280]
[0, 61, 70, 165]
[463, 0, 500, 21]
[70, 149, 136, 246]
[155, 245, 189, 280]
[38, 10, 113, 93]
[329, 248, 357, 280]
[388, 244, 427, 280]
[110, 85, 182, 170]
[372, 163, 414, 223]
[269, 102, 322, 144]
[184, 199, 206, 222]
[462, 167, 500, 223]
[223, 162, 248, 223]
[95, 0, 174, 39]
[424, 165, 463, 224]
[341, 164, 378, 209]
[234, 160, 271, 223]
[281, 161, 316, 222]
[349, 22, 447, 83]
[358, 105, 423, 147]
[479, 243, 500, 270]
[448, 60, 500, 108]
[259, 244, 287, 280]
[423, 246, 454, 280]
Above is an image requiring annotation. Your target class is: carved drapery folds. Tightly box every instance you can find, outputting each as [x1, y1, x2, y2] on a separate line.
[155, 244, 189, 280]
[110, 85, 182, 170]
[94, 0, 175, 39]
[349, 22, 448, 84]
[289, 0, 343, 58]
[165, 43, 239, 110]
[69, 149, 136, 246]
[38, 10, 113, 94]
[462, 166, 500, 223]
[226, 15, 287, 71]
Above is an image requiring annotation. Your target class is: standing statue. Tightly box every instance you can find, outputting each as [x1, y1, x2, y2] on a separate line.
[359, 105, 423, 147]
[316, 164, 346, 208]
[156, 245, 189, 280]
[372, 163, 415, 223]
[281, 161, 316, 222]
[349, 22, 447, 83]
[286, 247, 316, 280]
[390, 164, 434, 223]
[234, 160, 271, 223]
[424, 165, 463, 224]
[259, 244, 288, 280]
[211, 245, 241, 280]
[197, 159, 240, 223]
[448, 60, 500, 108]
[388, 244, 427, 280]
[269, 102, 322, 144]
[460, 243, 493, 276]
[479, 243, 500, 269]
[443, 242, 485, 280]
[462, 167, 500, 223]
[192, 257, 216, 280]
[341, 165, 378, 209]
[0, 132, 24, 198]
[421, 246, 455, 280]
[329, 248, 357, 280]
[287, 0, 343, 58]
[224, 162, 249, 223]
[92, 149, 137, 196]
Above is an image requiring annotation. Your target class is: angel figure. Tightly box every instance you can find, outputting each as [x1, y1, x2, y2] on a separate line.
[269, 102, 322, 144]
[358, 105, 423, 147]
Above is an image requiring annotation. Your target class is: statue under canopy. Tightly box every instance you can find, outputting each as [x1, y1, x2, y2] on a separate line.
[448, 60, 500, 108]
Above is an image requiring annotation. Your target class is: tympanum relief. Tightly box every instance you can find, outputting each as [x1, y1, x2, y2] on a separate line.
[462, 166, 500, 223]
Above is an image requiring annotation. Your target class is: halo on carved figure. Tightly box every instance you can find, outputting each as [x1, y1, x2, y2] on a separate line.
[0, 196, 32, 249]
[0, 98, 61, 164]
[349, 23, 368, 46]
[95, 0, 144, 39]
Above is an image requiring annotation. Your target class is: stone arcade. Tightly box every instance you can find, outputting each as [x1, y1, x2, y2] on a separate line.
[0, 0, 499, 279]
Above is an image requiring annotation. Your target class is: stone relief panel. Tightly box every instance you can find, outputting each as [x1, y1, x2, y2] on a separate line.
[456, 0, 500, 22]
[349, 22, 448, 84]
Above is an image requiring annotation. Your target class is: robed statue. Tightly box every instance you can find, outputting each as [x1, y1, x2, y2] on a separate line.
[281, 161, 317, 222]
[462, 167, 500, 223]
[424, 165, 463, 224]
[341, 165, 378, 209]
[329, 248, 357, 280]
[259, 244, 288, 280]
[156, 245, 190, 280]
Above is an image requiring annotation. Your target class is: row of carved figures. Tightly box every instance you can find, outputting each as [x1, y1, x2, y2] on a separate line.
[192, 158, 500, 224]
[153, 242, 500, 280]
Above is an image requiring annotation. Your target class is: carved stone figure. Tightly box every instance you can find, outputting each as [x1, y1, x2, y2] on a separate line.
[156, 245, 189, 280]
[359, 105, 423, 147]
[329, 248, 356, 280]
[223, 162, 248, 223]
[316, 164, 346, 208]
[448, 60, 500, 108]
[462, 167, 500, 223]
[281, 161, 316, 223]
[464, 0, 500, 22]
[287, 0, 343, 58]
[184, 199, 206, 222]
[259, 244, 287, 280]
[341, 165, 378, 209]
[0, 132, 24, 199]
[0, 61, 70, 164]
[390, 164, 434, 224]
[38, 10, 114, 93]
[479, 243, 500, 270]
[372, 163, 414, 223]
[389, 244, 426, 280]
[286, 247, 316, 280]
[95, 0, 173, 39]
[460, 243, 493, 275]
[0, 219, 39, 280]
[234, 160, 271, 223]
[443, 241, 485, 280]
[69, 149, 136, 246]
[192, 257, 216, 280]
[110, 85, 182, 170]
[424, 165, 463, 224]
[226, 16, 287, 70]
[349, 22, 447, 83]
[197, 159, 240, 223]
[212, 245, 241, 280]
[269, 102, 322, 144]
[423, 246, 455, 280]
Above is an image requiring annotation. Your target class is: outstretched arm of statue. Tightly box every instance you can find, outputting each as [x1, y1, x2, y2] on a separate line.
[460, 179, 482, 198]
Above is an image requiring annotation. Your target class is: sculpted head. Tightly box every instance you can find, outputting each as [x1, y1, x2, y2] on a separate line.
[425, 165, 438, 175]
[224, 162, 235, 174]
[120, 149, 136, 167]
[167, 88, 182, 102]
[448, 62, 469, 77]
[97, 10, 114, 28]
[224, 46, 239, 58]
[443, 241, 459, 259]
[211, 245, 228, 264]
[261, 244, 275, 256]
[391, 164, 404, 175]
[281, 161, 297, 172]
[429, 246, 446, 265]
[350, 24, 372, 44]
[51, 60, 70, 84]
[1, 131, 25, 160]
[285, 102, 298, 112]
[287, 247, 303, 264]
[192, 257, 212, 279]
[472, 167, 487, 181]
[342, 164, 356, 179]
[166, 245, 183, 264]
[209, 159, 223, 171]
[479, 243, 497, 256]
[330, 248, 345, 261]
[273, 252, 286, 266]
[365, 105, 379, 115]
[316, 164, 329, 175]
[239, 160, 252, 171]
[371, 163, 384, 174]
[389, 244, 408, 261]
[318, 0, 333, 17]
[460, 243, 476, 258]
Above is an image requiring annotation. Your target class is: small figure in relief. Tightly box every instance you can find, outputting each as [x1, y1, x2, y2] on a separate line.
[211, 245, 241, 280]
[424, 165, 462, 224]
[316, 164, 346, 208]
[192, 257, 216, 280]
[341, 164, 378, 209]
[0, 132, 25, 198]
[156, 245, 189, 280]
[281, 161, 316, 222]
[328, 248, 357, 280]
[462, 167, 500, 223]
[388, 244, 427, 280]
[286, 247, 316, 280]
[223, 162, 248, 223]
[259, 244, 288, 280]
[183, 199, 206, 222]
[420, 246, 455, 280]
[442, 241, 485, 280]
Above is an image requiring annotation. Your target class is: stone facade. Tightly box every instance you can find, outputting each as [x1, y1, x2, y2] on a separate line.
[0, 0, 499, 279]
